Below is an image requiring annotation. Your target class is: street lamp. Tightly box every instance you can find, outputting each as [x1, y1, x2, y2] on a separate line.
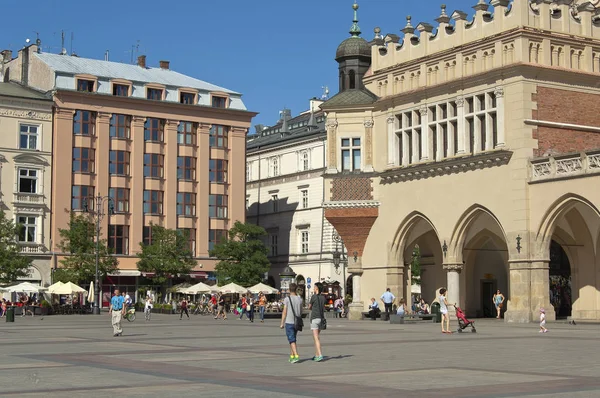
[83, 193, 115, 315]
[332, 232, 347, 297]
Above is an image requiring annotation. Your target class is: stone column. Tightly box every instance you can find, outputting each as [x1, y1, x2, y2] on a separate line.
[326, 119, 338, 173]
[443, 263, 463, 313]
[530, 260, 555, 321]
[420, 106, 430, 161]
[386, 116, 397, 167]
[505, 260, 555, 323]
[494, 87, 505, 148]
[363, 119, 374, 172]
[456, 97, 466, 154]
[348, 257, 364, 320]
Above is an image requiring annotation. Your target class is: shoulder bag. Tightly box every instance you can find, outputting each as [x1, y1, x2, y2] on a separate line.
[288, 296, 303, 332]
[319, 295, 327, 330]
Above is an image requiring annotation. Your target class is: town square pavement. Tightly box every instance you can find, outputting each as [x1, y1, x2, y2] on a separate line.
[1, 312, 599, 397]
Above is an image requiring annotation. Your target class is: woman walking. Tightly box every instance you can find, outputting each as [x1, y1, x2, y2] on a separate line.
[258, 292, 267, 323]
[308, 282, 325, 361]
[214, 294, 227, 320]
[439, 288, 453, 334]
[179, 297, 190, 320]
[493, 290, 505, 319]
[144, 294, 153, 321]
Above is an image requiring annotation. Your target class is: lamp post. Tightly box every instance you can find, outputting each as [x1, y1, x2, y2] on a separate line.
[83, 193, 115, 315]
[332, 232, 347, 298]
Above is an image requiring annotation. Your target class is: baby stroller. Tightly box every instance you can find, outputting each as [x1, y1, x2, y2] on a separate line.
[455, 306, 476, 333]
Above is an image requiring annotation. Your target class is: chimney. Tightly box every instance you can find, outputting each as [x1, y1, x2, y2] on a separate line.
[137, 55, 146, 68]
[279, 108, 292, 133]
[159, 60, 170, 70]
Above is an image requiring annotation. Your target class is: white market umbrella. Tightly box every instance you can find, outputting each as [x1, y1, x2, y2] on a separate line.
[247, 283, 279, 295]
[50, 282, 86, 295]
[46, 281, 65, 294]
[218, 282, 248, 294]
[411, 284, 421, 294]
[87, 281, 95, 303]
[5, 282, 47, 293]
[182, 282, 218, 294]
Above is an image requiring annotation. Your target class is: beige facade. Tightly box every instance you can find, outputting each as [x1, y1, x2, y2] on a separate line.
[0, 82, 53, 286]
[323, 0, 600, 322]
[4, 45, 256, 287]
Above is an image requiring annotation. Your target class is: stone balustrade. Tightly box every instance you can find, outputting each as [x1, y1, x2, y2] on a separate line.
[530, 150, 600, 182]
[13, 193, 44, 204]
[19, 244, 46, 254]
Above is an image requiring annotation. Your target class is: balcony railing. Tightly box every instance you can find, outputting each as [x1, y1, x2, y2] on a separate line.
[530, 150, 600, 182]
[19, 244, 47, 254]
[13, 193, 45, 205]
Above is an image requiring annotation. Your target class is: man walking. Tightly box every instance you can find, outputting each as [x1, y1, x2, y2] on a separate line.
[110, 289, 125, 337]
[381, 288, 395, 315]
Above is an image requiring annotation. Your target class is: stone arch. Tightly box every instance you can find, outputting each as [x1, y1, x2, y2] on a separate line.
[449, 204, 508, 264]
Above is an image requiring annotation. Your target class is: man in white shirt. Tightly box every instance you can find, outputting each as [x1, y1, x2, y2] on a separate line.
[124, 293, 132, 308]
[380, 288, 395, 315]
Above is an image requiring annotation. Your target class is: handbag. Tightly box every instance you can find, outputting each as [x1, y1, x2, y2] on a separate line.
[246, 304, 251, 311]
[319, 296, 327, 330]
[288, 296, 303, 332]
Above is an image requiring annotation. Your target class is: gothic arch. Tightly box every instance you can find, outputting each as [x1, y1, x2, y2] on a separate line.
[449, 204, 508, 263]
[391, 211, 440, 260]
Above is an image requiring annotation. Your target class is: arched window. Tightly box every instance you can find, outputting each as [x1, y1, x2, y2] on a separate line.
[339, 71, 345, 91]
[349, 70, 356, 89]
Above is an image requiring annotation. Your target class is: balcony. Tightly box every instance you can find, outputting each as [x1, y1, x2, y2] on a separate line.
[19, 244, 47, 254]
[530, 150, 600, 183]
[13, 193, 45, 206]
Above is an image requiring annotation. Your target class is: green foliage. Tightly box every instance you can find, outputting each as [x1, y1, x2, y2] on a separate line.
[344, 294, 353, 306]
[40, 300, 51, 308]
[57, 213, 118, 284]
[136, 224, 196, 285]
[0, 210, 33, 284]
[411, 244, 421, 285]
[209, 221, 270, 287]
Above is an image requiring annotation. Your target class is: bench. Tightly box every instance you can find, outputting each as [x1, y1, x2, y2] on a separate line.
[361, 310, 389, 320]
[390, 313, 434, 324]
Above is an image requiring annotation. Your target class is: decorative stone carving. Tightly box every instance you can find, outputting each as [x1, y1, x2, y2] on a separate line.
[386, 116, 395, 124]
[455, 97, 465, 107]
[419, 106, 428, 115]
[325, 119, 338, 128]
[556, 157, 583, 175]
[363, 119, 374, 128]
[530, 150, 600, 182]
[443, 263, 464, 272]
[589, 153, 600, 170]
[494, 87, 504, 98]
[532, 161, 552, 179]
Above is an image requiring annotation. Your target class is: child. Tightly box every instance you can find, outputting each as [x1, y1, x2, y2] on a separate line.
[539, 308, 548, 333]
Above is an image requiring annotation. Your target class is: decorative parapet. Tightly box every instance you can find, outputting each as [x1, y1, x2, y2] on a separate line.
[19, 244, 47, 254]
[323, 200, 380, 209]
[369, 0, 600, 95]
[530, 150, 600, 183]
[379, 150, 512, 184]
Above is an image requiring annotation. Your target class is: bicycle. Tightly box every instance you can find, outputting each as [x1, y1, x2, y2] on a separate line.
[123, 307, 136, 322]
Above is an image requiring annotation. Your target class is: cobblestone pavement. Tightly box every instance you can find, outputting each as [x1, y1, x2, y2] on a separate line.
[1, 313, 599, 397]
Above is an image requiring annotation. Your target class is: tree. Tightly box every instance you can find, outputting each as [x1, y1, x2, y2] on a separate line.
[210, 221, 270, 286]
[57, 213, 118, 284]
[136, 224, 196, 285]
[0, 210, 33, 284]
[411, 244, 421, 285]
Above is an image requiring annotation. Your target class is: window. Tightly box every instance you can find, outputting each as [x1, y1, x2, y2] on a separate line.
[142, 226, 154, 246]
[464, 91, 498, 153]
[144, 118, 165, 142]
[73, 110, 96, 136]
[270, 157, 279, 177]
[143, 190, 163, 214]
[109, 114, 131, 139]
[72, 185, 94, 210]
[246, 162, 252, 182]
[209, 229, 227, 252]
[300, 151, 309, 171]
[72, 148, 95, 173]
[18, 169, 38, 193]
[113, 84, 129, 96]
[177, 121, 195, 145]
[426, 101, 459, 161]
[395, 110, 420, 165]
[299, 229, 309, 254]
[144, 154, 164, 178]
[177, 157, 196, 180]
[212, 96, 227, 108]
[180, 92, 195, 104]
[178, 228, 196, 255]
[77, 79, 94, 92]
[108, 225, 129, 255]
[209, 159, 227, 183]
[108, 188, 129, 213]
[147, 88, 163, 100]
[269, 234, 278, 257]
[271, 194, 279, 213]
[109, 150, 130, 175]
[341, 138, 361, 171]
[209, 125, 228, 148]
[17, 215, 36, 243]
[300, 189, 309, 209]
[177, 192, 196, 216]
[209, 194, 227, 218]
[19, 125, 38, 150]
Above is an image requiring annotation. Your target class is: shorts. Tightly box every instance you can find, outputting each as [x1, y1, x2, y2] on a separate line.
[440, 309, 448, 315]
[285, 323, 297, 344]
[217, 305, 223, 312]
[311, 318, 322, 330]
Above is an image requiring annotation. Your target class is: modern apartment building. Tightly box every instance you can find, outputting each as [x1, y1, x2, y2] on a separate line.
[4, 44, 256, 297]
[323, 1, 600, 321]
[0, 78, 53, 286]
[246, 100, 346, 301]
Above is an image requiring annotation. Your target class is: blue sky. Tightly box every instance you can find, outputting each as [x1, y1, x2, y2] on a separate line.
[3, 0, 483, 129]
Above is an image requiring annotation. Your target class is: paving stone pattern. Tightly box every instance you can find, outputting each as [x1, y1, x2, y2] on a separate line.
[1, 314, 599, 397]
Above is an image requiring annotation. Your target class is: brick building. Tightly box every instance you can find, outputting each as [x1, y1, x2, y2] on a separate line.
[3, 45, 256, 302]
[322, 1, 600, 322]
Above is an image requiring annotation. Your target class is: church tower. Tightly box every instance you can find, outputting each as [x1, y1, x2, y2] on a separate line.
[335, 2, 371, 92]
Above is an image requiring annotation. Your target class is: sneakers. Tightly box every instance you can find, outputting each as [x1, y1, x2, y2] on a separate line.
[289, 355, 299, 363]
[312, 356, 324, 362]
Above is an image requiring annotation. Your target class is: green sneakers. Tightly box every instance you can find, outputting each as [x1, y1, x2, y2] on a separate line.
[312, 356, 324, 362]
[289, 355, 299, 363]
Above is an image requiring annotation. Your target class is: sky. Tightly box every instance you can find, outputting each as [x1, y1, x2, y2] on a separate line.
[3, 0, 485, 130]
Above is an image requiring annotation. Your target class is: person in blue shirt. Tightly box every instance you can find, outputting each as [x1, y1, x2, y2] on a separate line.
[368, 298, 380, 320]
[110, 289, 125, 337]
[380, 288, 396, 315]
